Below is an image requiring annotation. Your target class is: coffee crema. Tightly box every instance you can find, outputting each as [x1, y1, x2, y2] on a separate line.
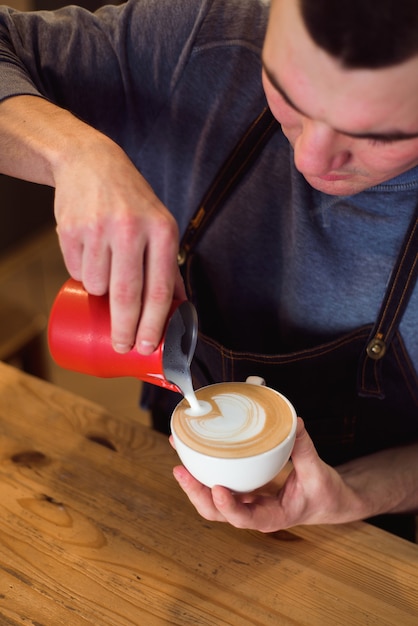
[171, 382, 294, 458]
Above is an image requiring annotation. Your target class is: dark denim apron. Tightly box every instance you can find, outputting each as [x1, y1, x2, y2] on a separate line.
[145, 110, 418, 540]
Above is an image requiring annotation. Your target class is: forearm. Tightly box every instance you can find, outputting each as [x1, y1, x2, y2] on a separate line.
[337, 441, 418, 519]
[0, 94, 117, 186]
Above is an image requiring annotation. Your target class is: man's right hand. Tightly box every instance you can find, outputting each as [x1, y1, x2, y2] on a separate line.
[54, 134, 185, 354]
[0, 96, 185, 353]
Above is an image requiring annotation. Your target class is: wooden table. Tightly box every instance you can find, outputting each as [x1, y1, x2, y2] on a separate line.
[0, 361, 417, 625]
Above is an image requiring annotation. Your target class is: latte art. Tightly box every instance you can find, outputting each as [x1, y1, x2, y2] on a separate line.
[172, 382, 294, 458]
[186, 394, 266, 443]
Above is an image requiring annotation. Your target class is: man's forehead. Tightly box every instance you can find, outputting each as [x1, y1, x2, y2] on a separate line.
[263, 0, 418, 137]
[262, 60, 418, 141]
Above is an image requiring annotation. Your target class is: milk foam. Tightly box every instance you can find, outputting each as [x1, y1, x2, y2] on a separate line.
[187, 393, 266, 442]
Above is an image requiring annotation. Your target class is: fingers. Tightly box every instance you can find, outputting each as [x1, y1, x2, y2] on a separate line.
[133, 213, 180, 354]
[290, 417, 324, 481]
[172, 466, 285, 532]
[56, 179, 180, 354]
[108, 215, 179, 354]
[58, 221, 112, 295]
[173, 466, 228, 523]
[172, 464, 265, 528]
[81, 236, 111, 296]
[107, 220, 146, 353]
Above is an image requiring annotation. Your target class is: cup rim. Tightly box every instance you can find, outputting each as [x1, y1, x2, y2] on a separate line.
[171, 381, 297, 460]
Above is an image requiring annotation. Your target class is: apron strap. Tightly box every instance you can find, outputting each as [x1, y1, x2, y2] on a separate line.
[178, 107, 279, 265]
[358, 204, 418, 398]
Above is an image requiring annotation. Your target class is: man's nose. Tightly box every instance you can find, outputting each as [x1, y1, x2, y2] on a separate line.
[293, 120, 351, 176]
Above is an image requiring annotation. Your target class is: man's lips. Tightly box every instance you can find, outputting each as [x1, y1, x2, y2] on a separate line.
[315, 173, 352, 181]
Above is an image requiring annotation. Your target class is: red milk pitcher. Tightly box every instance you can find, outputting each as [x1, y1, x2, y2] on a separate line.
[48, 278, 197, 393]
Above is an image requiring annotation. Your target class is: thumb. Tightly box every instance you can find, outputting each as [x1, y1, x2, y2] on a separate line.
[290, 417, 322, 479]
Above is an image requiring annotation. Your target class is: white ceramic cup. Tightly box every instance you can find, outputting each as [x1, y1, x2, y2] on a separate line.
[170, 377, 297, 492]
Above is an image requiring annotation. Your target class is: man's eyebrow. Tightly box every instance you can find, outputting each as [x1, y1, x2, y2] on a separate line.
[262, 61, 306, 114]
[262, 60, 418, 142]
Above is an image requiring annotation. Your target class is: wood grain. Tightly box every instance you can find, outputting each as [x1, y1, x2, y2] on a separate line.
[0, 362, 417, 625]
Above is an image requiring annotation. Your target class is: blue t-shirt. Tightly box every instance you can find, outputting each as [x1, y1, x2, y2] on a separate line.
[0, 0, 417, 370]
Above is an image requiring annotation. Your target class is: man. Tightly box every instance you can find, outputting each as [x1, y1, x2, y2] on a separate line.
[0, 0, 417, 539]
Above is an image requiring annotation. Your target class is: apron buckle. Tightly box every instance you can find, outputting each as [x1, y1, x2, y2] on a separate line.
[366, 336, 387, 360]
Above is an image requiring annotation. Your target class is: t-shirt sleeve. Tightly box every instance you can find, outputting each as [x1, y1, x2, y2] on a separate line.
[0, 0, 211, 149]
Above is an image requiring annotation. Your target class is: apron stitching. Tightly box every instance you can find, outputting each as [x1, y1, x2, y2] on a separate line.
[200, 119, 276, 210]
[203, 109, 274, 196]
[230, 349, 235, 381]
[359, 211, 418, 397]
[360, 357, 383, 396]
[197, 327, 371, 363]
[375, 218, 418, 339]
[220, 344, 233, 381]
[384, 250, 418, 340]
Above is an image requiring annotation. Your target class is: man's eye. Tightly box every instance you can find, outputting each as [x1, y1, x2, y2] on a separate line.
[366, 134, 417, 145]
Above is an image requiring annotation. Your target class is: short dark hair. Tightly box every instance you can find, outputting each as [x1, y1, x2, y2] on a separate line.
[299, 0, 418, 68]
